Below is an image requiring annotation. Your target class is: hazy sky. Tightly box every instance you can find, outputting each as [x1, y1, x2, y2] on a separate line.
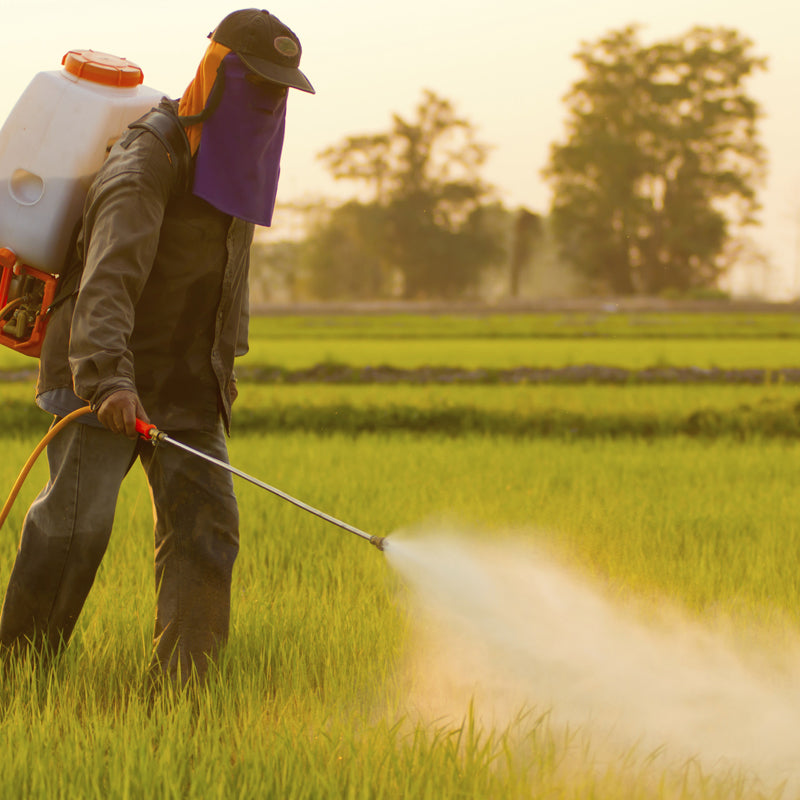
[2, 1, 798, 298]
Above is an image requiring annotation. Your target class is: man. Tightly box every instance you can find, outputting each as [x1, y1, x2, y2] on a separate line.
[0, 9, 314, 684]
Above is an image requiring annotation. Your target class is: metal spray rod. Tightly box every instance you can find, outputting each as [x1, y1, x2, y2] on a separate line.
[135, 419, 386, 551]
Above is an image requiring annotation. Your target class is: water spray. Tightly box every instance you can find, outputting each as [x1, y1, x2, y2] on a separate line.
[134, 419, 387, 551]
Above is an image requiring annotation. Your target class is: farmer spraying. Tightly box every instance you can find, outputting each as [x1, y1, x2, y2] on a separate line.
[0, 9, 314, 684]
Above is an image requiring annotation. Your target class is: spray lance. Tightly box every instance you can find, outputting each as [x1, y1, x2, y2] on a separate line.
[134, 419, 387, 551]
[0, 407, 386, 552]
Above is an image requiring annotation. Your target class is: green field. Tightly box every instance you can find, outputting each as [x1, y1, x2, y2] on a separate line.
[3, 310, 800, 375]
[0, 311, 799, 798]
[243, 311, 800, 339]
[6, 337, 798, 372]
[239, 336, 798, 371]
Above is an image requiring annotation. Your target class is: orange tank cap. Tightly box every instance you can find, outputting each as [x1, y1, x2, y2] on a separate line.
[62, 50, 144, 88]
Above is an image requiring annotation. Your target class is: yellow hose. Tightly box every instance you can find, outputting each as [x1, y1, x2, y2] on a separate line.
[0, 297, 23, 320]
[0, 405, 94, 531]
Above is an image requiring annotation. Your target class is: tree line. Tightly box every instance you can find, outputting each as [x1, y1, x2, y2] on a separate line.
[252, 24, 766, 301]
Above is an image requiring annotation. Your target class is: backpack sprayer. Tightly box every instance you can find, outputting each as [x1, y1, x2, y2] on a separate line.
[0, 50, 164, 357]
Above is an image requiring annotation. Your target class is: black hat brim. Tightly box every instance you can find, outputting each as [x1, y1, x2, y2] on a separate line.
[238, 52, 315, 94]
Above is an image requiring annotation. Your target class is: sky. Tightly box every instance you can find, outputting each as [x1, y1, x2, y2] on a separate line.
[2, 0, 798, 299]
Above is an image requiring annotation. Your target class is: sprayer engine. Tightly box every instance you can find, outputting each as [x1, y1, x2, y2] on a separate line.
[0, 248, 57, 358]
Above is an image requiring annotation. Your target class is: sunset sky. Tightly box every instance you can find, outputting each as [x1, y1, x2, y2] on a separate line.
[2, 1, 798, 298]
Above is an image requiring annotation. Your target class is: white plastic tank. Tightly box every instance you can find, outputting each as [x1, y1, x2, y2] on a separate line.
[0, 50, 166, 274]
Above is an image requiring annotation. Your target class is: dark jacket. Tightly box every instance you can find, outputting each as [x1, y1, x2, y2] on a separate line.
[37, 100, 254, 433]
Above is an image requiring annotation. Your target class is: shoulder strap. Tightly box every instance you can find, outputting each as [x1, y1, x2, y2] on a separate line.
[128, 107, 193, 194]
[48, 219, 84, 311]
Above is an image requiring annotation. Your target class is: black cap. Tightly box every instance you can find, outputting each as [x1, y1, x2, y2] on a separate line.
[210, 9, 314, 94]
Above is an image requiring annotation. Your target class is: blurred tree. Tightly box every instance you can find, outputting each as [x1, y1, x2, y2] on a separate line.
[249, 238, 302, 303]
[300, 201, 390, 299]
[509, 209, 543, 297]
[317, 90, 501, 298]
[544, 25, 766, 295]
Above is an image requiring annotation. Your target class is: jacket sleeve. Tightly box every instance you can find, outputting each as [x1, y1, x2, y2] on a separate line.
[69, 132, 174, 409]
[235, 278, 250, 358]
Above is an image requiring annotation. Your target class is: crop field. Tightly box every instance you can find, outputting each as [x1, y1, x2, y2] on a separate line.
[0, 309, 799, 798]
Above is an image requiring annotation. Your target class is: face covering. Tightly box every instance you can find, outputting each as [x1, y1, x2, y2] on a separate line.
[192, 53, 287, 226]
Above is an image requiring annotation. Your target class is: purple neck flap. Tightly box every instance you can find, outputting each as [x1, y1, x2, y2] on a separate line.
[192, 53, 287, 226]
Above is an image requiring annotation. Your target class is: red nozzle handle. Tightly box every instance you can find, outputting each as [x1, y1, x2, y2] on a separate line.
[135, 418, 159, 440]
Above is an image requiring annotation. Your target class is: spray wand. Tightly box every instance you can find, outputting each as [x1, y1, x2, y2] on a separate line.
[0, 409, 385, 552]
[134, 420, 387, 551]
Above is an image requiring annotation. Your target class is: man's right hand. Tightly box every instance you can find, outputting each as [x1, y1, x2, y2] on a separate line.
[96, 390, 149, 439]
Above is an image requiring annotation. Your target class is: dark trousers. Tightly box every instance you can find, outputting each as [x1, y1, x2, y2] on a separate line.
[0, 420, 239, 682]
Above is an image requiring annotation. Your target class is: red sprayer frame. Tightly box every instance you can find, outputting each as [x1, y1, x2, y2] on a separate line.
[0, 248, 58, 358]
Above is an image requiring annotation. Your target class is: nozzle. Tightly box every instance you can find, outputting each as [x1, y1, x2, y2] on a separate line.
[369, 536, 387, 552]
[135, 418, 165, 443]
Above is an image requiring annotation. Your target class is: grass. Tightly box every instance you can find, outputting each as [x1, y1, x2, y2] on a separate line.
[3, 309, 800, 375]
[5, 380, 800, 440]
[6, 337, 799, 373]
[1, 426, 798, 797]
[243, 311, 800, 340]
[4, 378, 799, 413]
[0, 310, 799, 797]
[237, 336, 800, 371]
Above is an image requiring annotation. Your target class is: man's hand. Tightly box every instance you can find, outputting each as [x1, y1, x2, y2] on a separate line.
[96, 390, 149, 439]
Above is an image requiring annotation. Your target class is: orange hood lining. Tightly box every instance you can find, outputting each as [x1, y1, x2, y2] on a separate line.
[178, 41, 232, 156]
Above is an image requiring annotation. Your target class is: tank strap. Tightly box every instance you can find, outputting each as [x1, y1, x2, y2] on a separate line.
[48, 220, 85, 311]
[128, 108, 193, 194]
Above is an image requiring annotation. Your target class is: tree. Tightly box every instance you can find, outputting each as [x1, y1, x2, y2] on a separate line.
[544, 25, 766, 295]
[317, 90, 501, 298]
[509, 209, 543, 297]
[300, 201, 391, 300]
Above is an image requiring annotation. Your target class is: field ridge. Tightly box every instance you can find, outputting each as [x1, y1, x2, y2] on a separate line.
[4, 398, 799, 440]
[236, 364, 800, 385]
[3, 364, 800, 385]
